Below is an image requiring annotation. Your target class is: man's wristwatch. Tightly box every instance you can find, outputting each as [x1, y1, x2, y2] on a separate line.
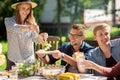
[61, 53, 65, 60]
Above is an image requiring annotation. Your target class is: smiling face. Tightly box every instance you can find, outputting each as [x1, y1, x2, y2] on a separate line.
[68, 24, 86, 52]
[94, 24, 111, 46]
[69, 29, 85, 46]
[18, 3, 31, 20]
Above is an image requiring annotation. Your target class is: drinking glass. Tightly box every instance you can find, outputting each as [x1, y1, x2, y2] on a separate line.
[9, 66, 18, 80]
[75, 52, 86, 73]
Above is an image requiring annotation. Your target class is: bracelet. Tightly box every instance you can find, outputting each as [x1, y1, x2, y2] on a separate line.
[42, 54, 46, 58]
[61, 53, 65, 60]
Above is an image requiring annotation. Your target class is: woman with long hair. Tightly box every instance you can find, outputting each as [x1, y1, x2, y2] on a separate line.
[5, 0, 48, 70]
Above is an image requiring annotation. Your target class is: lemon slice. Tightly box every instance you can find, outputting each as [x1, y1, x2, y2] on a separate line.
[74, 52, 84, 58]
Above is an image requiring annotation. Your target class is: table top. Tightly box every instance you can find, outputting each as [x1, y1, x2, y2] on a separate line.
[19, 76, 46, 80]
[0, 74, 107, 80]
[19, 74, 107, 80]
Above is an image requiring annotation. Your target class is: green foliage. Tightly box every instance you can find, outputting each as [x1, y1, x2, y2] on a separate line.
[1, 41, 7, 56]
[0, 0, 14, 40]
[32, 0, 46, 24]
[0, 54, 7, 70]
[61, 36, 66, 43]
[110, 27, 120, 37]
[85, 28, 94, 40]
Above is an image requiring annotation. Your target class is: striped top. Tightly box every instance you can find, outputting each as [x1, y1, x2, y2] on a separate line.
[5, 16, 38, 63]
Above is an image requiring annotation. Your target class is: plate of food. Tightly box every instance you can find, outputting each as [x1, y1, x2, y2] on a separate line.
[42, 66, 65, 79]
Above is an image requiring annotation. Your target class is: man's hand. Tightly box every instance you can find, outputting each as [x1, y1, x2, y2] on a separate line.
[50, 50, 62, 59]
[36, 50, 46, 58]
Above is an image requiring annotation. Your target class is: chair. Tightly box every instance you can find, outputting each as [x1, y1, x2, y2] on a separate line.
[34, 36, 60, 66]
[84, 40, 98, 47]
[34, 36, 60, 51]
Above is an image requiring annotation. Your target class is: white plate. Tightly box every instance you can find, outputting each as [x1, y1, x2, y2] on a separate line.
[79, 73, 94, 76]
[80, 75, 98, 80]
[0, 76, 8, 79]
[78, 74, 107, 80]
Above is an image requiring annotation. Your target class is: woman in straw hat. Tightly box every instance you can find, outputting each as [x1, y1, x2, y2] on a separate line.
[4, 0, 48, 70]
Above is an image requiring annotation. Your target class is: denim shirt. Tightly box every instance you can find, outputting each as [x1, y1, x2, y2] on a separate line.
[5, 17, 38, 63]
[87, 38, 120, 76]
[49, 41, 94, 72]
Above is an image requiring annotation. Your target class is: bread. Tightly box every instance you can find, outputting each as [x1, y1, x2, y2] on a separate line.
[57, 72, 80, 80]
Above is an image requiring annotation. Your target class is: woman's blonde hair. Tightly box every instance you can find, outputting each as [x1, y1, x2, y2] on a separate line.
[93, 23, 111, 35]
[14, 3, 36, 25]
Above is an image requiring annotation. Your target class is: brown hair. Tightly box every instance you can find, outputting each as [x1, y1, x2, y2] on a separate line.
[93, 23, 111, 35]
[71, 24, 86, 35]
[14, 3, 36, 25]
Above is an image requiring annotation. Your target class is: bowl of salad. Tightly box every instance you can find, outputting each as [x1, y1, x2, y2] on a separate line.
[17, 61, 37, 76]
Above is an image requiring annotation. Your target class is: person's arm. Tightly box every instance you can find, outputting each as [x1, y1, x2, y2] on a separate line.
[29, 25, 39, 34]
[61, 52, 77, 67]
[21, 24, 39, 34]
[103, 62, 120, 77]
[85, 60, 106, 74]
[36, 50, 50, 64]
[85, 60, 120, 77]
[49, 50, 77, 67]
[36, 50, 77, 67]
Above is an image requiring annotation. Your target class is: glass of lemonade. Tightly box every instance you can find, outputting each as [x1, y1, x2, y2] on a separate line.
[75, 52, 86, 73]
[9, 66, 18, 80]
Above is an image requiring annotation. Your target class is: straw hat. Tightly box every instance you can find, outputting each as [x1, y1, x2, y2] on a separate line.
[11, 0, 37, 9]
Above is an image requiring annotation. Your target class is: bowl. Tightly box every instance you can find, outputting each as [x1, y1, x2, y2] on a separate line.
[17, 62, 37, 76]
[42, 66, 65, 79]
